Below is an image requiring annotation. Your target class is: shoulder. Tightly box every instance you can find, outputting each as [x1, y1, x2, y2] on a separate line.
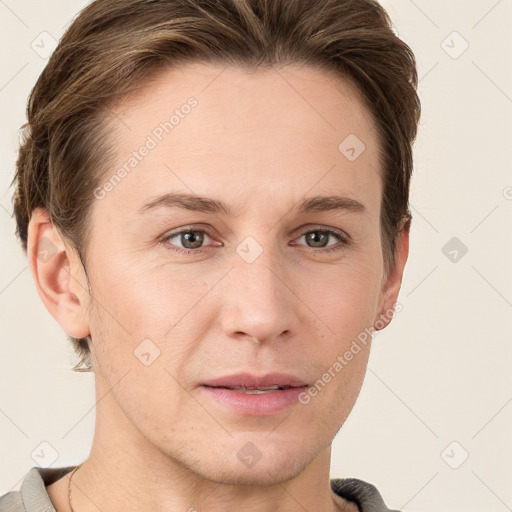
[0, 488, 25, 512]
[0, 466, 75, 512]
[331, 477, 402, 512]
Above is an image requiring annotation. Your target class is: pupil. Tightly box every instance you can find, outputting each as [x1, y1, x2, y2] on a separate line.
[307, 231, 328, 248]
[183, 231, 203, 249]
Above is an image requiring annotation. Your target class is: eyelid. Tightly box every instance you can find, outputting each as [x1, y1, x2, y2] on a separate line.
[295, 224, 350, 242]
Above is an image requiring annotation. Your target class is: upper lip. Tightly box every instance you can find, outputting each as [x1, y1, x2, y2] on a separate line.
[201, 372, 308, 388]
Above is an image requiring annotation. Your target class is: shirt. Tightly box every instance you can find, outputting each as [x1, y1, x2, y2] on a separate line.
[0, 466, 402, 511]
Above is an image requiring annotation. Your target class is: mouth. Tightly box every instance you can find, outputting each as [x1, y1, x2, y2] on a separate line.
[200, 372, 308, 389]
[203, 384, 300, 394]
[199, 373, 309, 415]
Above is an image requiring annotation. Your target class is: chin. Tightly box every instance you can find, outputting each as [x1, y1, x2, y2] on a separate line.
[201, 459, 306, 487]
[182, 436, 317, 486]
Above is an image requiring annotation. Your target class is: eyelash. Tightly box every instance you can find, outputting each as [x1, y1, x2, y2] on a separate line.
[161, 225, 350, 256]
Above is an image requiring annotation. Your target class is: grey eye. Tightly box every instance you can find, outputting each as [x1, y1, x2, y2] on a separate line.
[167, 230, 210, 250]
[303, 231, 331, 248]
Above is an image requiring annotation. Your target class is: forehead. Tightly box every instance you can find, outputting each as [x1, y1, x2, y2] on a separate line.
[98, 62, 382, 216]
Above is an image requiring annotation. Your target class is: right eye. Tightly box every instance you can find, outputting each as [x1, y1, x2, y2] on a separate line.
[162, 226, 220, 255]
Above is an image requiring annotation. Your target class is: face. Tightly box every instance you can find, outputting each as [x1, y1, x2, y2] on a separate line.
[75, 63, 398, 484]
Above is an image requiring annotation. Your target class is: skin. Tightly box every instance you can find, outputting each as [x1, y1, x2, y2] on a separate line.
[29, 62, 409, 512]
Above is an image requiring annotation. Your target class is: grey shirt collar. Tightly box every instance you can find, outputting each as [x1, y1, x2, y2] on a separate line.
[3, 466, 399, 512]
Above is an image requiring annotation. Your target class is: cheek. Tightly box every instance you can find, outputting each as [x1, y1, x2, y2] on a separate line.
[297, 262, 380, 407]
[311, 261, 382, 335]
[87, 254, 184, 333]
[85, 257, 215, 380]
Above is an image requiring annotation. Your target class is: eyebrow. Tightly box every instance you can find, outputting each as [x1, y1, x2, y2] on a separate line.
[138, 192, 365, 216]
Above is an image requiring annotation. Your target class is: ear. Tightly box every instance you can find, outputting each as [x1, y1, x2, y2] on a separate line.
[373, 220, 410, 331]
[27, 208, 91, 339]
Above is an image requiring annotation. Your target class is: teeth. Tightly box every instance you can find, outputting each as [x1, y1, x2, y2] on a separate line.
[226, 385, 287, 393]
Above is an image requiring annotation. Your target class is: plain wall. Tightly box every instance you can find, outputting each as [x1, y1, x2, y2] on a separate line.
[0, 1, 511, 511]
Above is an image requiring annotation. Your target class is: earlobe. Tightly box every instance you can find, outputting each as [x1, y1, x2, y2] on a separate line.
[27, 208, 90, 339]
[373, 221, 410, 331]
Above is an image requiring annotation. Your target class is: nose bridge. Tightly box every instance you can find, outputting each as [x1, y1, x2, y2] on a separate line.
[219, 239, 295, 343]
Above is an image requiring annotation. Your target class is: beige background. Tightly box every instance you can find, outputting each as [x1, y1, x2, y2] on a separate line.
[1, 1, 511, 511]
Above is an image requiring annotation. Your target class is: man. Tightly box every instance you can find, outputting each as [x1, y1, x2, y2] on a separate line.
[1, 0, 420, 510]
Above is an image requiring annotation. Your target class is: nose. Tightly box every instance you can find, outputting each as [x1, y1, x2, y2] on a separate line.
[219, 249, 298, 345]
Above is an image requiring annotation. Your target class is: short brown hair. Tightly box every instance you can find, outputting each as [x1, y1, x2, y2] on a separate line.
[12, 0, 421, 372]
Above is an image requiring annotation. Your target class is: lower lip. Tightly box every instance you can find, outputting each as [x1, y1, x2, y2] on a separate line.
[200, 386, 308, 416]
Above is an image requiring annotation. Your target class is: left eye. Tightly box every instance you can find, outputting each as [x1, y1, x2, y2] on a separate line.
[295, 229, 345, 249]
